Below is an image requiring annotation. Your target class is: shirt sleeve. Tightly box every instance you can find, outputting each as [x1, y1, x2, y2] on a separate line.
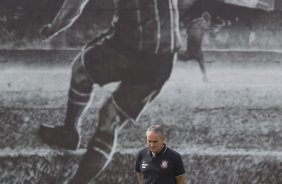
[134, 150, 142, 173]
[174, 153, 185, 176]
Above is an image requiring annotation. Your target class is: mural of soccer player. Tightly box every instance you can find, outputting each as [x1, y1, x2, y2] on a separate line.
[38, 0, 195, 183]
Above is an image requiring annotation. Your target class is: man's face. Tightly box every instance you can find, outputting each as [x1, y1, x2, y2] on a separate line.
[146, 131, 164, 154]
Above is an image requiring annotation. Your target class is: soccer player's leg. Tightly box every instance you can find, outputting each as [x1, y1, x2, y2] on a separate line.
[193, 48, 208, 83]
[180, 35, 194, 61]
[196, 55, 208, 83]
[187, 31, 208, 83]
[38, 53, 94, 150]
[68, 94, 132, 184]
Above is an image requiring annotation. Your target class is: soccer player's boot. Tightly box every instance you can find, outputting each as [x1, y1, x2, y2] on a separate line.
[38, 124, 80, 150]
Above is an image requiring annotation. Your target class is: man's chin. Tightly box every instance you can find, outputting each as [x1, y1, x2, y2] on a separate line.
[151, 150, 158, 154]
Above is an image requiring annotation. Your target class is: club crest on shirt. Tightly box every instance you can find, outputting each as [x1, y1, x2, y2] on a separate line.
[142, 161, 148, 169]
[161, 160, 168, 169]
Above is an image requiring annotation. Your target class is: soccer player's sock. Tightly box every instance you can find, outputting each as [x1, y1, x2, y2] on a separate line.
[64, 82, 92, 133]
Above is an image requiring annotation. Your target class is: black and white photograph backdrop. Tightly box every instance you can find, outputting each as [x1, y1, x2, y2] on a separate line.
[1, 0, 282, 183]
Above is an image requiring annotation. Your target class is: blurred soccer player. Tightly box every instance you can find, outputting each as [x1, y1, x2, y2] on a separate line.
[183, 11, 211, 83]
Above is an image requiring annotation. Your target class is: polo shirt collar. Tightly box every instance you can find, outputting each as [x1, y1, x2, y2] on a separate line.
[148, 144, 167, 157]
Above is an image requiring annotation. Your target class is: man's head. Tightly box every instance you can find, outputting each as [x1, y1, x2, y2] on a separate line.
[201, 11, 211, 24]
[146, 125, 165, 155]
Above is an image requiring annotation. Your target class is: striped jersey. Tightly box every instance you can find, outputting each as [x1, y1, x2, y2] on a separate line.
[111, 0, 183, 54]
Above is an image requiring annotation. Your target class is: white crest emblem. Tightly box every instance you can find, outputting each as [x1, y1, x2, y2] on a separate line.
[161, 160, 168, 169]
[142, 161, 148, 169]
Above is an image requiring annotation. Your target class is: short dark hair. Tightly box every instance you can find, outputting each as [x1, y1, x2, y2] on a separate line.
[146, 125, 165, 140]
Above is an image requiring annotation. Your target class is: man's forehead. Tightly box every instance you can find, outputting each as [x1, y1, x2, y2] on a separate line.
[146, 131, 162, 138]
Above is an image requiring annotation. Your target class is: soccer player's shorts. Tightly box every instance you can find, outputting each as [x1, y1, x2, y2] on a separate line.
[80, 36, 175, 119]
[186, 33, 204, 61]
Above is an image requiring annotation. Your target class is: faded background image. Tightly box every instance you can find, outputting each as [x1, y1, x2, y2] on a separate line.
[1, 0, 282, 183]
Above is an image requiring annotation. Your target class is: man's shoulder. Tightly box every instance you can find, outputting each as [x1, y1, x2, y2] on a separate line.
[165, 147, 182, 157]
[137, 147, 149, 155]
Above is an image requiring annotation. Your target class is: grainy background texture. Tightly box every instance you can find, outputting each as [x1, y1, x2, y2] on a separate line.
[1, 0, 282, 183]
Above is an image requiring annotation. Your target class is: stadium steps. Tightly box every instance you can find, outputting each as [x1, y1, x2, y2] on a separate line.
[1, 50, 282, 183]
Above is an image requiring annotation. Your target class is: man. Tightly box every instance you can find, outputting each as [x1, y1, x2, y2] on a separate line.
[135, 125, 186, 184]
[38, 0, 192, 183]
[183, 11, 211, 82]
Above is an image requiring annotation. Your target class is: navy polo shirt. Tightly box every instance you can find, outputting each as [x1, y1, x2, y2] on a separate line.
[135, 144, 185, 184]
